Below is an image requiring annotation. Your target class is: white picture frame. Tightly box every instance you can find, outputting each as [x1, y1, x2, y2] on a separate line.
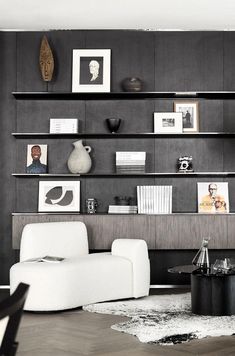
[38, 181, 80, 212]
[197, 182, 229, 214]
[174, 101, 199, 132]
[72, 49, 111, 92]
[154, 112, 183, 133]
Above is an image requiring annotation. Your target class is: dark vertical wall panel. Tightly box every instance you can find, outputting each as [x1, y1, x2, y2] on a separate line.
[155, 32, 223, 91]
[0, 33, 16, 283]
[85, 30, 155, 91]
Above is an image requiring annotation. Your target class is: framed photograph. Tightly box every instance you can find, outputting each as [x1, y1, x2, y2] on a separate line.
[197, 182, 229, 213]
[38, 181, 80, 212]
[26, 144, 48, 174]
[154, 112, 183, 133]
[174, 101, 199, 132]
[72, 49, 111, 92]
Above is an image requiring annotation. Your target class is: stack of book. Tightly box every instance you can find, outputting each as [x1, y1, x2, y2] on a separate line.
[116, 152, 146, 173]
[137, 185, 172, 214]
[49, 118, 79, 133]
[108, 205, 138, 214]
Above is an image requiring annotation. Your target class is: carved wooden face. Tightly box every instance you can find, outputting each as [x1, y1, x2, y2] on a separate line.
[39, 36, 54, 82]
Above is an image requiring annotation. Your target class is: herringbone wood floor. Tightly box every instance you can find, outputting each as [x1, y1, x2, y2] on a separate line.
[3, 289, 235, 356]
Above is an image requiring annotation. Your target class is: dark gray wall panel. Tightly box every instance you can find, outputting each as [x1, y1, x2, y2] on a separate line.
[17, 32, 47, 91]
[48, 30, 85, 92]
[223, 101, 235, 131]
[16, 178, 86, 213]
[155, 32, 223, 91]
[0, 33, 17, 283]
[154, 138, 223, 173]
[87, 138, 154, 174]
[224, 32, 235, 90]
[85, 177, 155, 212]
[85, 31, 155, 91]
[86, 100, 155, 133]
[16, 100, 85, 132]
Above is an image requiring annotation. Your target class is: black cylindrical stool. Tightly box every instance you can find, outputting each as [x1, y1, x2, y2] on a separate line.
[191, 271, 235, 316]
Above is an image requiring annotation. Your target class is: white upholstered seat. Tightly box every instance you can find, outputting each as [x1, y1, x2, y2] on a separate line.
[10, 221, 150, 311]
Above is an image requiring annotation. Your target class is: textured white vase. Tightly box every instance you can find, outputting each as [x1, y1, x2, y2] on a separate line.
[67, 140, 92, 174]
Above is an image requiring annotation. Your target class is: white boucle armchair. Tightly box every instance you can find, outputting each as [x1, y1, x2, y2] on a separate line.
[10, 221, 150, 311]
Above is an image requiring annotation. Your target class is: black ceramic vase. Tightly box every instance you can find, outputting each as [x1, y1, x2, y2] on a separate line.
[121, 77, 143, 92]
[105, 118, 121, 133]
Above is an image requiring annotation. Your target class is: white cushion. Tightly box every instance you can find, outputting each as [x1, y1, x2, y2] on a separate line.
[20, 222, 88, 261]
[10, 253, 133, 311]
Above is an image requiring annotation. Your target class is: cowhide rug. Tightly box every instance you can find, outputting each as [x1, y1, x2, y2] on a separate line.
[83, 293, 235, 345]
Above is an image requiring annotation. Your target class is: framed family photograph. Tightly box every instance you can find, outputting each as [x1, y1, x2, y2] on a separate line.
[72, 49, 111, 92]
[197, 182, 229, 214]
[26, 144, 48, 174]
[174, 101, 199, 132]
[154, 112, 183, 133]
[38, 181, 80, 212]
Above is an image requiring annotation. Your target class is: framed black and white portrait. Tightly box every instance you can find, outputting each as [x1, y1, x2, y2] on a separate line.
[154, 112, 183, 133]
[72, 49, 111, 92]
[38, 181, 80, 212]
[174, 101, 199, 132]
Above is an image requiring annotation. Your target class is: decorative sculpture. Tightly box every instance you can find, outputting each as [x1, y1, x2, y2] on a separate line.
[192, 237, 210, 272]
[39, 35, 54, 82]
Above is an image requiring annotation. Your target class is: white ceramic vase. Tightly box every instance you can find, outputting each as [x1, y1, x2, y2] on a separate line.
[67, 140, 92, 174]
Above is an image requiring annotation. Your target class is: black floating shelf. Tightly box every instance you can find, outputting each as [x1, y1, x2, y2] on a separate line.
[12, 172, 235, 178]
[12, 91, 235, 100]
[11, 132, 235, 138]
[12, 212, 235, 216]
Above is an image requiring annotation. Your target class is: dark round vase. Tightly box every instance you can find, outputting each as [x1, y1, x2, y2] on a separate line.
[105, 118, 121, 133]
[121, 77, 143, 92]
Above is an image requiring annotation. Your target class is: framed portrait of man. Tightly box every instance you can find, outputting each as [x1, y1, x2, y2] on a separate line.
[197, 182, 229, 213]
[72, 49, 111, 92]
[174, 101, 199, 132]
[26, 144, 48, 174]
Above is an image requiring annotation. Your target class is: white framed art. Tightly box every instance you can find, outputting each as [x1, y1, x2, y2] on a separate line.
[38, 181, 80, 212]
[72, 49, 111, 92]
[154, 112, 183, 133]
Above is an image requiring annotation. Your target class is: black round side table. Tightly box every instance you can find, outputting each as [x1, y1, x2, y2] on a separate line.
[191, 270, 235, 316]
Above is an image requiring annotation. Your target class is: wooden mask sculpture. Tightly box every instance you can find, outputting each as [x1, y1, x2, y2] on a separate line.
[39, 35, 54, 82]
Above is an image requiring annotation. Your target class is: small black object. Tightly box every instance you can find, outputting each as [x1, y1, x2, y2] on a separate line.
[114, 196, 132, 205]
[105, 118, 121, 133]
[121, 77, 143, 92]
[177, 155, 193, 172]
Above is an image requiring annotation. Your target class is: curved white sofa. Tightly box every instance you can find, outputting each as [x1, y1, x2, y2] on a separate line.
[10, 221, 150, 311]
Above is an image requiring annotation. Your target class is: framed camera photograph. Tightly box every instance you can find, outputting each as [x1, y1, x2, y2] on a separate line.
[38, 181, 80, 212]
[72, 49, 111, 92]
[26, 144, 48, 174]
[174, 101, 199, 132]
[154, 112, 183, 133]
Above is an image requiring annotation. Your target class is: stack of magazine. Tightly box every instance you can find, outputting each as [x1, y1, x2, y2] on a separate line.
[137, 185, 172, 214]
[108, 205, 138, 214]
[49, 118, 79, 133]
[116, 152, 146, 173]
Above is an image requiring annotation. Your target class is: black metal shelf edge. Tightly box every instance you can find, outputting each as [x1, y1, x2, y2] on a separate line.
[11, 132, 235, 138]
[12, 91, 235, 100]
[12, 172, 235, 178]
[12, 212, 235, 216]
